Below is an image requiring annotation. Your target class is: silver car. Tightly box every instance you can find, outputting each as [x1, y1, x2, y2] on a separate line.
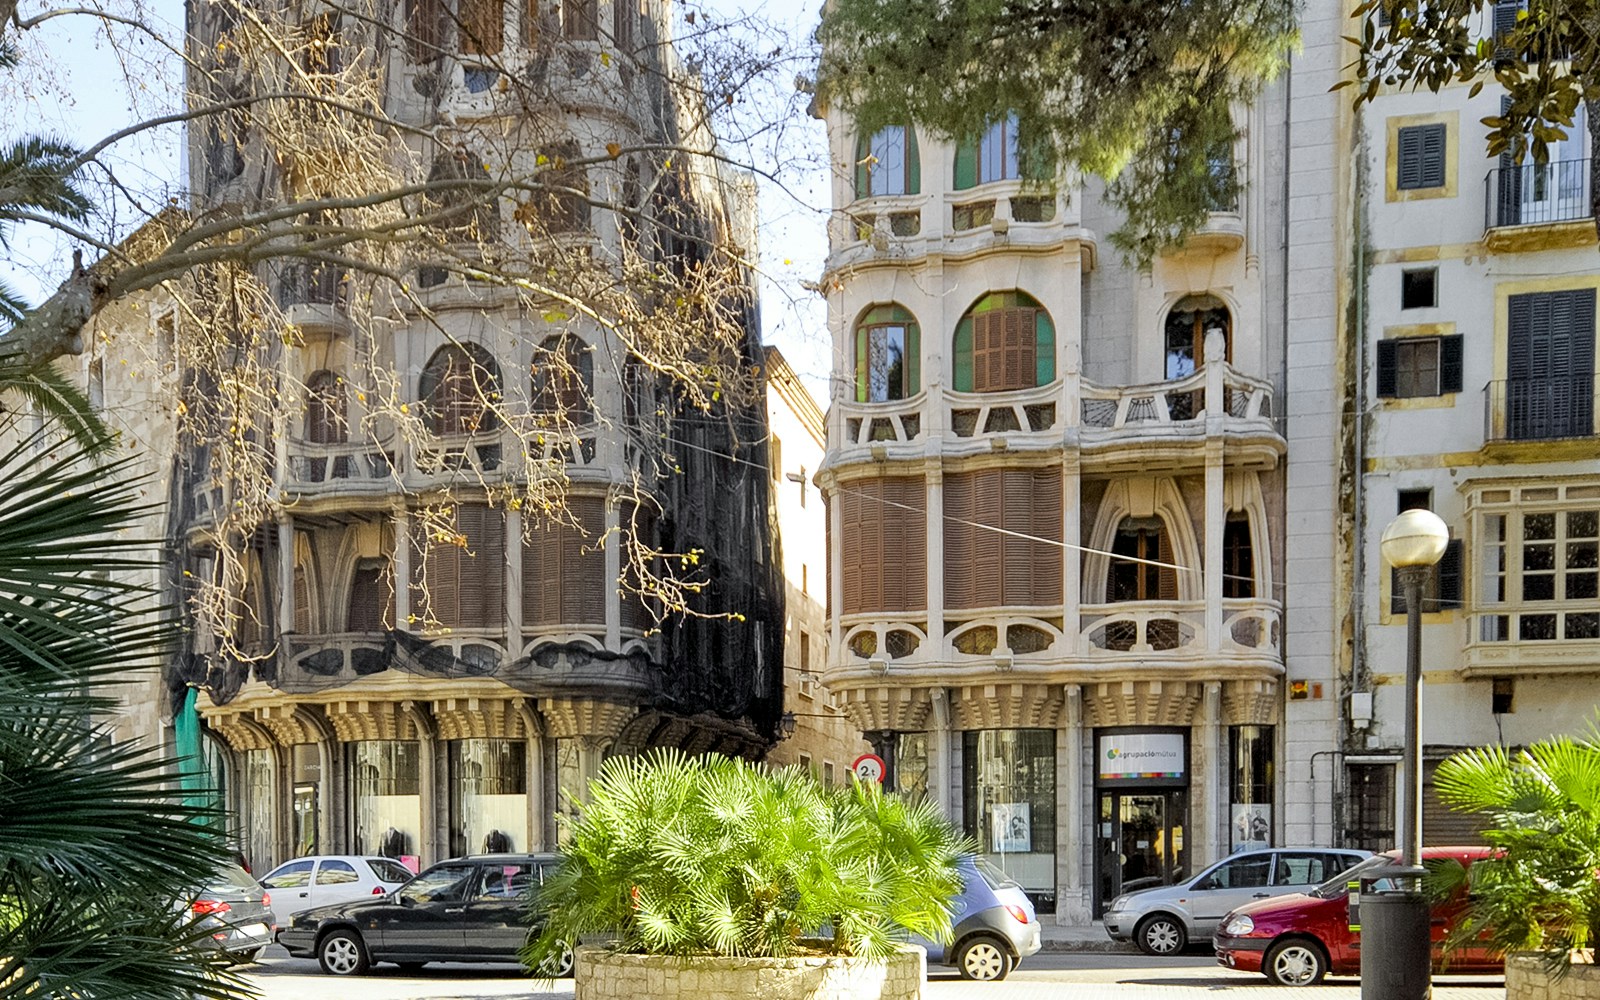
[1104, 847, 1370, 955]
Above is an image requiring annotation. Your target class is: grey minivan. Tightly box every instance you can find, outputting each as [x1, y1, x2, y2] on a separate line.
[1103, 847, 1369, 955]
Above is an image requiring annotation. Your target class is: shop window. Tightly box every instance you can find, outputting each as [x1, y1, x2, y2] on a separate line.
[894, 732, 929, 803]
[839, 475, 926, 615]
[962, 729, 1056, 913]
[448, 738, 528, 857]
[242, 748, 277, 872]
[855, 125, 920, 198]
[951, 291, 1056, 393]
[419, 343, 501, 435]
[943, 467, 1062, 608]
[1164, 294, 1231, 380]
[1108, 516, 1178, 602]
[853, 304, 920, 402]
[349, 741, 421, 859]
[1229, 726, 1274, 852]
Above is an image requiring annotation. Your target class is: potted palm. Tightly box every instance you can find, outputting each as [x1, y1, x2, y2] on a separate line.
[523, 749, 971, 1000]
[1432, 727, 1600, 998]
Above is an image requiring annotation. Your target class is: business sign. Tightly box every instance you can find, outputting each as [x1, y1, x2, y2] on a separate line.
[1098, 733, 1186, 781]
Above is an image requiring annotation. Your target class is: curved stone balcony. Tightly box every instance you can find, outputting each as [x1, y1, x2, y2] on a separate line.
[941, 382, 1062, 456]
[285, 440, 397, 499]
[825, 598, 1283, 689]
[1078, 364, 1281, 471]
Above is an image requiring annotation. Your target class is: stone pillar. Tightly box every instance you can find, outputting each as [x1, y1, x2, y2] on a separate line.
[829, 493, 844, 653]
[516, 699, 545, 852]
[930, 688, 953, 820]
[394, 507, 411, 629]
[1203, 330, 1227, 652]
[506, 508, 523, 645]
[1063, 451, 1081, 636]
[604, 497, 622, 648]
[1197, 681, 1224, 867]
[925, 467, 944, 643]
[277, 519, 295, 635]
[1057, 684, 1088, 924]
[402, 701, 438, 865]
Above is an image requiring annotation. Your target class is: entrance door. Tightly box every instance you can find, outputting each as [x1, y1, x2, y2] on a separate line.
[1095, 790, 1188, 916]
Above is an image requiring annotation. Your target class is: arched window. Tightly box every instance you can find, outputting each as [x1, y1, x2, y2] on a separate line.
[419, 343, 501, 435]
[534, 141, 590, 234]
[1164, 294, 1232, 380]
[855, 126, 920, 198]
[954, 115, 1053, 189]
[532, 335, 594, 422]
[1108, 516, 1177, 602]
[952, 292, 1055, 393]
[427, 150, 500, 241]
[305, 370, 346, 444]
[854, 305, 920, 402]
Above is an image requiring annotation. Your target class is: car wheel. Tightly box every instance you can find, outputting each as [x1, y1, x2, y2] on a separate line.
[537, 941, 575, 978]
[1135, 914, 1188, 956]
[1265, 938, 1328, 987]
[317, 929, 370, 977]
[955, 935, 1013, 982]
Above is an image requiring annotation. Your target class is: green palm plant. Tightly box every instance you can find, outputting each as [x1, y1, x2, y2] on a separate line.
[523, 749, 972, 971]
[0, 416, 252, 1000]
[1431, 727, 1600, 976]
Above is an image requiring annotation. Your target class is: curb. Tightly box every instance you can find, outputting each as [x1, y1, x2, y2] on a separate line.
[1039, 939, 1139, 954]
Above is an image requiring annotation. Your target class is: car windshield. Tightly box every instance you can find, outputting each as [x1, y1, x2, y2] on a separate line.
[971, 857, 1021, 891]
[1310, 854, 1389, 899]
[369, 859, 414, 883]
[202, 863, 260, 894]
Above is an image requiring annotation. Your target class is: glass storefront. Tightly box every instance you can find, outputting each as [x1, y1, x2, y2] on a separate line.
[893, 732, 929, 803]
[961, 729, 1056, 913]
[448, 738, 527, 856]
[1229, 726, 1275, 852]
[1093, 728, 1189, 915]
[241, 748, 276, 873]
[349, 740, 422, 864]
[291, 743, 320, 857]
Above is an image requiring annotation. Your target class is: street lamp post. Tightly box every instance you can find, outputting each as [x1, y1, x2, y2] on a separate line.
[1361, 508, 1450, 1000]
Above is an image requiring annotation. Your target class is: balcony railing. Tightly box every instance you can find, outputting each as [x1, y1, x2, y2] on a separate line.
[1485, 158, 1592, 229]
[286, 440, 396, 490]
[1483, 376, 1597, 441]
[1079, 365, 1273, 430]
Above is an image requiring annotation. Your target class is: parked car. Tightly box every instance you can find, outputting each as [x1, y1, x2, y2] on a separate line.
[1212, 846, 1502, 986]
[907, 855, 1042, 981]
[191, 863, 277, 965]
[260, 855, 414, 920]
[1105, 847, 1371, 955]
[278, 853, 566, 976]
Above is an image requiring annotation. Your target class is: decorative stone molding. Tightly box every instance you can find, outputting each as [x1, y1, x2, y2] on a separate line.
[204, 709, 275, 751]
[838, 686, 933, 733]
[948, 682, 1065, 730]
[540, 697, 638, 742]
[254, 703, 329, 745]
[1222, 678, 1280, 726]
[431, 696, 525, 740]
[325, 699, 419, 741]
[1505, 952, 1600, 1000]
[573, 946, 925, 1000]
[1082, 680, 1203, 727]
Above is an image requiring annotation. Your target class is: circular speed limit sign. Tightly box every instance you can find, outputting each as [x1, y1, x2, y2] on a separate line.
[851, 753, 886, 784]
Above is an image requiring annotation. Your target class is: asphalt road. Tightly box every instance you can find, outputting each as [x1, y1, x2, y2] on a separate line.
[240, 946, 1507, 999]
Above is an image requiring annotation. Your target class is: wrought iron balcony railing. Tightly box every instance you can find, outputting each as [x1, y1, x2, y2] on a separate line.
[1485, 158, 1593, 229]
[1483, 376, 1597, 442]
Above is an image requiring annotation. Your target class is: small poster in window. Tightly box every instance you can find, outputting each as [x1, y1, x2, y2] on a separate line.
[991, 802, 1031, 853]
[1231, 804, 1271, 852]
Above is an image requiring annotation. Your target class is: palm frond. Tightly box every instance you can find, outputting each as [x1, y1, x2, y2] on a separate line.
[0, 135, 92, 238]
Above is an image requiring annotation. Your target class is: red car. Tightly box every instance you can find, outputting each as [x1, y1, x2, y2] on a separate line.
[1212, 846, 1501, 986]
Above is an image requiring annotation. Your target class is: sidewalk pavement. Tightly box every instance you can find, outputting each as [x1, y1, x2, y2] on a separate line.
[1039, 919, 1136, 953]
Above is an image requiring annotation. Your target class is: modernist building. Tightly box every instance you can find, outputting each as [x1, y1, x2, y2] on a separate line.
[1301, 0, 1600, 852]
[166, 0, 788, 872]
[817, 104, 1290, 921]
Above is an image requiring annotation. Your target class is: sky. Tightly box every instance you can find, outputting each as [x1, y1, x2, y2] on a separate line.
[3, 0, 835, 402]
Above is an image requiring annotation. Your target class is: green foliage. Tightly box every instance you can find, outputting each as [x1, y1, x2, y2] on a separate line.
[0, 417, 252, 1000]
[1432, 726, 1600, 975]
[817, 0, 1297, 262]
[1350, 0, 1596, 168]
[523, 750, 973, 968]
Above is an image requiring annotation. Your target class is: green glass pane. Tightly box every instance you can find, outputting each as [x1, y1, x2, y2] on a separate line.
[954, 140, 977, 191]
[907, 322, 921, 395]
[907, 127, 921, 194]
[854, 134, 870, 200]
[1036, 311, 1056, 385]
[953, 316, 973, 391]
[855, 326, 869, 402]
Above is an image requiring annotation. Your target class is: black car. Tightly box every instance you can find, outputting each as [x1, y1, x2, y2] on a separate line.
[277, 853, 566, 976]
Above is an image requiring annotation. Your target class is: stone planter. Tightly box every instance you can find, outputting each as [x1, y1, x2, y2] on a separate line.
[1506, 952, 1600, 1000]
[573, 944, 926, 1000]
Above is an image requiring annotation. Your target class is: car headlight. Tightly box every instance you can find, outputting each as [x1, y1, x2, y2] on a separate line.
[1109, 895, 1129, 911]
[1223, 914, 1255, 937]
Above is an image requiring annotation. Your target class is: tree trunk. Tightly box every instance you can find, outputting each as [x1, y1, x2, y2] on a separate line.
[4, 254, 97, 366]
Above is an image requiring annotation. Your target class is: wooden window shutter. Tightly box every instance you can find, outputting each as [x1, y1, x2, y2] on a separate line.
[857, 480, 885, 612]
[1000, 469, 1034, 603]
[1437, 538, 1464, 611]
[565, 496, 607, 625]
[407, 0, 445, 61]
[347, 562, 391, 632]
[1375, 339, 1399, 398]
[453, 504, 505, 629]
[1438, 335, 1464, 394]
[890, 476, 926, 611]
[972, 310, 1001, 392]
[461, 0, 504, 55]
[523, 515, 557, 626]
[839, 485, 866, 615]
[293, 568, 312, 634]
[613, 0, 633, 49]
[971, 470, 1004, 606]
[1396, 127, 1423, 189]
[1420, 125, 1446, 187]
[419, 521, 462, 628]
[1157, 526, 1179, 601]
[1027, 468, 1063, 604]
[944, 472, 975, 609]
